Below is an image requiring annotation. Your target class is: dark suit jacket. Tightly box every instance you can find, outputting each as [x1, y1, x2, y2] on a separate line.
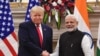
[18, 21, 53, 56]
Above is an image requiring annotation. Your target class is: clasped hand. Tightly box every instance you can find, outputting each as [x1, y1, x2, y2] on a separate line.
[41, 50, 50, 56]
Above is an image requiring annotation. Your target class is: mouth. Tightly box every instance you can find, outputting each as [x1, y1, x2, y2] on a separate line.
[67, 26, 73, 28]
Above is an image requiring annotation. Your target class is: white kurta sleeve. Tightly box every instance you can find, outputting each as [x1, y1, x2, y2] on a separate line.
[81, 35, 94, 56]
[50, 39, 59, 56]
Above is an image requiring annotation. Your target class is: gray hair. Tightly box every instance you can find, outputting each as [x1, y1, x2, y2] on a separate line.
[65, 14, 78, 22]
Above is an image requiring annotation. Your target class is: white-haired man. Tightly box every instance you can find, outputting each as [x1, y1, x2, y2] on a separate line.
[50, 14, 94, 56]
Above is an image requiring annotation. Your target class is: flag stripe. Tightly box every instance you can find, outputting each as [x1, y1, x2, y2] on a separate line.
[11, 32, 17, 41]
[74, 0, 91, 34]
[75, 0, 90, 28]
[0, 33, 18, 56]
[97, 20, 100, 56]
[7, 33, 18, 54]
[0, 39, 12, 56]
[74, 6, 91, 34]
[97, 20, 100, 48]
[3, 38, 17, 56]
[0, 50, 4, 56]
[97, 47, 100, 56]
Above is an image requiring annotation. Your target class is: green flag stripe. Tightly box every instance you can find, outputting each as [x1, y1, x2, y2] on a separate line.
[97, 47, 100, 56]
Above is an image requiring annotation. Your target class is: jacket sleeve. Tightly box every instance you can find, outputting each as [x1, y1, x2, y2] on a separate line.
[81, 35, 94, 56]
[18, 23, 42, 56]
[50, 38, 59, 56]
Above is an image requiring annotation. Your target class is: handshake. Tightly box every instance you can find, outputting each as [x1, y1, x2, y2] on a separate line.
[41, 50, 50, 56]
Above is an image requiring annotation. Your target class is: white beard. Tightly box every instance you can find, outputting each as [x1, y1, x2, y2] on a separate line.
[66, 27, 77, 32]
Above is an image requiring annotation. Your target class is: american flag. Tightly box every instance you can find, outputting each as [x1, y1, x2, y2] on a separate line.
[0, 0, 18, 56]
[25, 0, 39, 21]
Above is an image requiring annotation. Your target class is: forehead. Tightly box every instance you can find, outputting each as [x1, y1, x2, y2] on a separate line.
[31, 12, 42, 15]
[65, 18, 77, 22]
[31, 10, 43, 14]
[30, 7, 44, 14]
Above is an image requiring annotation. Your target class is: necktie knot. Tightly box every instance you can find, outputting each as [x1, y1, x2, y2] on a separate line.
[36, 24, 39, 27]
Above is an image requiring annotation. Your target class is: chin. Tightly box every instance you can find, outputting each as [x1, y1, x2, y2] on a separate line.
[35, 22, 41, 24]
[67, 29, 74, 32]
[66, 28, 76, 32]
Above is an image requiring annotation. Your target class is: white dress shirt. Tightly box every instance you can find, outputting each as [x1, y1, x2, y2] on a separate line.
[50, 35, 94, 56]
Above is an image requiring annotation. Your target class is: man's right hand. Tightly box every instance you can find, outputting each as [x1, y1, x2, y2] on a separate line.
[41, 50, 50, 56]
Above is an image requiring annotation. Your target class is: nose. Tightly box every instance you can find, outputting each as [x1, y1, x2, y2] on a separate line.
[36, 16, 40, 18]
[66, 22, 71, 25]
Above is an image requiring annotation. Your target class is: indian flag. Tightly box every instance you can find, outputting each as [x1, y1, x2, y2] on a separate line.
[74, 0, 94, 55]
[74, 0, 91, 33]
[97, 20, 100, 56]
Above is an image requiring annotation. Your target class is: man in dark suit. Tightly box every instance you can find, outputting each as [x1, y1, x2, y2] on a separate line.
[18, 6, 53, 56]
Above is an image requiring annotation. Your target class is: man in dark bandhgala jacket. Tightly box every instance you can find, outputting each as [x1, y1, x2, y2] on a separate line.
[50, 14, 94, 56]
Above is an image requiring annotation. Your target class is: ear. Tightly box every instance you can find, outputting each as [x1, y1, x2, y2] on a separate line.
[76, 21, 78, 25]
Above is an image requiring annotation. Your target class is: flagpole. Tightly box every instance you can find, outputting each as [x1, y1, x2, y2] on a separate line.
[95, 0, 99, 6]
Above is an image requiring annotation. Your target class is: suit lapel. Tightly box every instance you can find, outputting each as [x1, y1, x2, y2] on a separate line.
[29, 22, 40, 45]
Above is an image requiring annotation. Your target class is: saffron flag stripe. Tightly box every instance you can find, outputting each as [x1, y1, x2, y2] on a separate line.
[0, 39, 12, 56]
[74, 7, 91, 34]
[75, 0, 89, 27]
[74, 0, 91, 34]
